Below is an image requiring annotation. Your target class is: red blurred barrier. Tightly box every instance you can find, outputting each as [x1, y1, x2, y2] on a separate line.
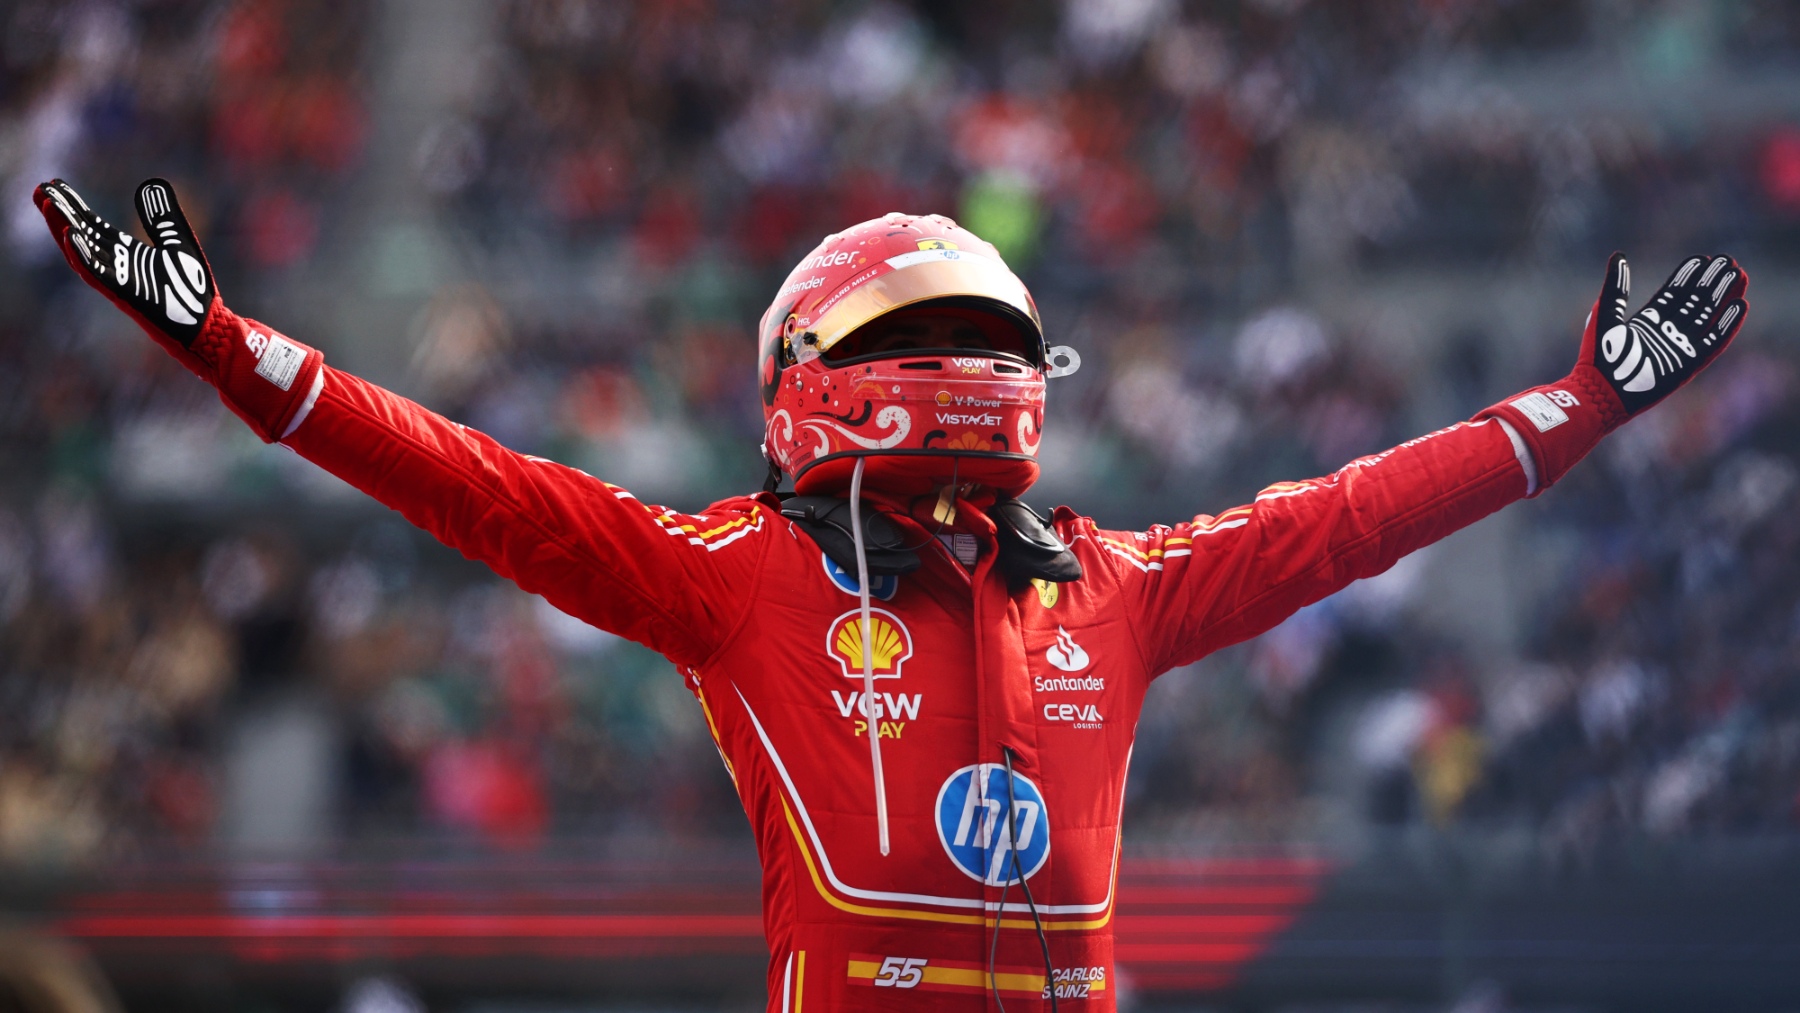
[47, 852, 1326, 994]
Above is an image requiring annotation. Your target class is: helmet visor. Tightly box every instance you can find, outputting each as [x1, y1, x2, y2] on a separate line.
[794, 249, 1042, 367]
[822, 301, 1040, 366]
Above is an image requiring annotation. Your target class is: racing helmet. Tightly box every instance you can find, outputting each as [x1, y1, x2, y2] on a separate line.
[758, 213, 1075, 497]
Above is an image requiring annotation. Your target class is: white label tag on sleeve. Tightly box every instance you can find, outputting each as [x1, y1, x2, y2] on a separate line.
[1509, 391, 1569, 432]
[254, 335, 306, 391]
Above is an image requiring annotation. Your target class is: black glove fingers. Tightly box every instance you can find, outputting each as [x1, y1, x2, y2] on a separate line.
[35, 177, 209, 346]
[58, 180, 93, 213]
[134, 178, 198, 249]
[1696, 255, 1733, 294]
[1596, 252, 1630, 332]
[1664, 255, 1707, 291]
[43, 181, 118, 280]
[67, 228, 96, 269]
[1702, 291, 1745, 348]
[1715, 299, 1742, 337]
[41, 180, 82, 229]
[132, 178, 211, 331]
[60, 182, 137, 294]
[42, 182, 96, 246]
[1601, 252, 1749, 413]
[1684, 256, 1743, 336]
[120, 225, 160, 306]
[1708, 257, 1746, 307]
[1708, 269, 1738, 306]
[1594, 252, 1637, 368]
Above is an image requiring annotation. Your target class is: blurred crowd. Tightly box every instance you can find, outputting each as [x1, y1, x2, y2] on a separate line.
[2, 0, 1800, 867]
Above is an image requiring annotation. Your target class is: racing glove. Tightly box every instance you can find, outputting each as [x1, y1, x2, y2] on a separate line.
[33, 178, 324, 442]
[1477, 252, 1748, 494]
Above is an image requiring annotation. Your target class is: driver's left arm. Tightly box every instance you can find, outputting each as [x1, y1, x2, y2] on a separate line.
[1088, 251, 1746, 675]
[1086, 414, 1533, 674]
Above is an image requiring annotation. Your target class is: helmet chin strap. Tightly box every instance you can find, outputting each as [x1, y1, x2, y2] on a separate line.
[848, 457, 890, 856]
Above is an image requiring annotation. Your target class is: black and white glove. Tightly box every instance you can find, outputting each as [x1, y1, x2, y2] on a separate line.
[1477, 252, 1748, 493]
[1592, 252, 1746, 415]
[35, 177, 324, 442]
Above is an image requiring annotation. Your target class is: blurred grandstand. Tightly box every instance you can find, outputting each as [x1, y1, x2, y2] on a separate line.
[4, 0, 1800, 1009]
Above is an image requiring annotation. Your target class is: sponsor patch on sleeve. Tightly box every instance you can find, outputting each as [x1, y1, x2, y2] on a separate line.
[254, 334, 307, 391]
[1508, 391, 1569, 432]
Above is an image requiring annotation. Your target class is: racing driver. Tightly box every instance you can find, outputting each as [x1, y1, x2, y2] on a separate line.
[35, 178, 1747, 1011]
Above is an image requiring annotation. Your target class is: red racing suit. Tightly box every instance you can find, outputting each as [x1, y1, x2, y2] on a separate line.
[37, 177, 1735, 1010]
[279, 364, 1535, 1011]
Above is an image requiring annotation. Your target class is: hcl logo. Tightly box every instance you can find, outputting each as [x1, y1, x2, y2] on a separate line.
[934, 764, 1050, 886]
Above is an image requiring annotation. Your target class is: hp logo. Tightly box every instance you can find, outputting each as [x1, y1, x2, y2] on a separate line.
[934, 764, 1050, 886]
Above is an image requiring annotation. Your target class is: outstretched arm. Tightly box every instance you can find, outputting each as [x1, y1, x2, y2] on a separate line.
[34, 178, 767, 666]
[282, 366, 769, 664]
[1091, 252, 1748, 674]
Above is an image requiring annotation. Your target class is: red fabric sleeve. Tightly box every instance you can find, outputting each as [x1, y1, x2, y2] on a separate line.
[281, 366, 770, 666]
[1089, 416, 1530, 674]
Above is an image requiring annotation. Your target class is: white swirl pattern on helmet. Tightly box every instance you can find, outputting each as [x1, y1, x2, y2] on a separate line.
[1017, 412, 1040, 456]
[795, 406, 912, 452]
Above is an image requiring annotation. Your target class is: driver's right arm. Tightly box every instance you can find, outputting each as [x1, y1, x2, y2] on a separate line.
[285, 365, 770, 666]
[35, 177, 768, 667]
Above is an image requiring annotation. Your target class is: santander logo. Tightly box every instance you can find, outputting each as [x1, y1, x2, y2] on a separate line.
[1045, 625, 1090, 673]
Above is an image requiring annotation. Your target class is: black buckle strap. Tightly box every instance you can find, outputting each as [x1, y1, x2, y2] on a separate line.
[780, 495, 1080, 587]
[991, 498, 1082, 588]
[779, 496, 922, 576]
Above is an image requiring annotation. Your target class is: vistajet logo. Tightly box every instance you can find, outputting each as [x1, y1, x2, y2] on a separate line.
[936, 412, 1001, 426]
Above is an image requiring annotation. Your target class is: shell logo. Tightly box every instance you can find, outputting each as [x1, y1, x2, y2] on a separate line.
[935, 391, 952, 406]
[827, 608, 914, 680]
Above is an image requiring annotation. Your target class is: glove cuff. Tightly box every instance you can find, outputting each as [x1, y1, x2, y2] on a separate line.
[1473, 364, 1627, 495]
[192, 305, 326, 443]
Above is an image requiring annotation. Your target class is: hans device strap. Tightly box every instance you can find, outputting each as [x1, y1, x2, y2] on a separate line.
[781, 496, 1080, 586]
[992, 498, 1082, 588]
[780, 497, 922, 576]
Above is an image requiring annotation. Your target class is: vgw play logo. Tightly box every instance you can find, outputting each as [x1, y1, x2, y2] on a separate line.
[934, 764, 1050, 886]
